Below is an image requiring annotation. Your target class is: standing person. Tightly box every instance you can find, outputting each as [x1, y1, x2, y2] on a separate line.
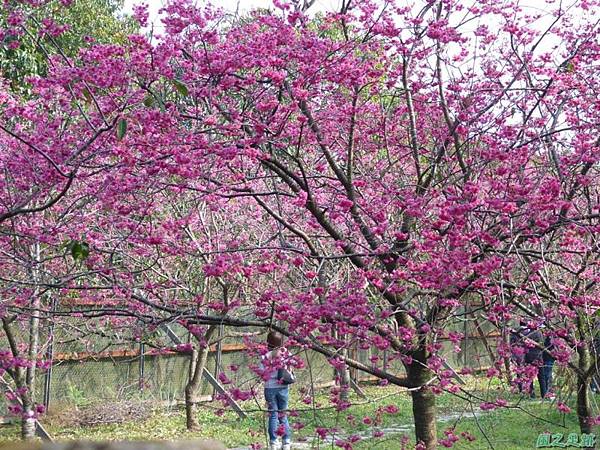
[261, 331, 293, 450]
[510, 328, 525, 392]
[540, 333, 555, 398]
[510, 321, 528, 393]
[511, 320, 544, 398]
[524, 326, 544, 398]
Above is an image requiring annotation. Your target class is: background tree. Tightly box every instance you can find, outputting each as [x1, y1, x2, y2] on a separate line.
[0, 0, 137, 438]
[0, 0, 136, 92]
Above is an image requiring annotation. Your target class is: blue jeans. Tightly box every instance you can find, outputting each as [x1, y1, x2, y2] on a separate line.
[539, 361, 554, 397]
[265, 387, 290, 444]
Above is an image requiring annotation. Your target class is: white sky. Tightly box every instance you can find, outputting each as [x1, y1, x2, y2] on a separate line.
[122, 0, 345, 21]
[120, 0, 590, 64]
[121, 0, 588, 21]
[121, 0, 580, 37]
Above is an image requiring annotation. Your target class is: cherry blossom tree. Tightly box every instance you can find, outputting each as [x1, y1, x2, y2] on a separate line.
[137, 1, 599, 447]
[0, 1, 138, 438]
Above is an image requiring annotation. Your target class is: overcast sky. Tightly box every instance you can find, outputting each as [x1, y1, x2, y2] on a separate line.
[120, 0, 584, 60]
[122, 0, 345, 20]
[122, 0, 574, 18]
[121, 0, 573, 33]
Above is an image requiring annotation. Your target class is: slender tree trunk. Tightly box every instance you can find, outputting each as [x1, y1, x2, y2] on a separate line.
[185, 348, 200, 431]
[23, 299, 40, 440]
[412, 388, 437, 449]
[503, 350, 513, 385]
[331, 327, 351, 401]
[185, 326, 216, 431]
[20, 391, 36, 440]
[20, 242, 42, 440]
[404, 342, 437, 450]
[2, 316, 38, 441]
[338, 348, 351, 403]
[21, 420, 35, 440]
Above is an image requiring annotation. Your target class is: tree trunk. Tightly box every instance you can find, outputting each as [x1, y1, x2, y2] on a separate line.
[20, 395, 36, 441]
[338, 348, 351, 403]
[577, 376, 593, 436]
[407, 357, 437, 449]
[576, 346, 593, 443]
[185, 326, 216, 431]
[24, 301, 41, 440]
[21, 419, 36, 440]
[21, 242, 41, 440]
[501, 325, 513, 385]
[575, 315, 595, 444]
[14, 364, 35, 440]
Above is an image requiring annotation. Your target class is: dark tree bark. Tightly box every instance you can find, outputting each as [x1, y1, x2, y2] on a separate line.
[577, 375, 593, 436]
[407, 357, 437, 450]
[575, 314, 596, 446]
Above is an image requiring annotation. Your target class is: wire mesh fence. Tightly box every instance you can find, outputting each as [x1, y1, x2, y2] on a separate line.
[31, 336, 496, 411]
[0, 307, 501, 418]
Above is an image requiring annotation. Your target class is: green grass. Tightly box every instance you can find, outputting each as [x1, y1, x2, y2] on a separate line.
[448, 403, 581, 450]
[0, 377, 593, 449]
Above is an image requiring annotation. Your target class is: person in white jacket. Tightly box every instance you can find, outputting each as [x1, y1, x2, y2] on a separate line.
[261, 331, 292, 450]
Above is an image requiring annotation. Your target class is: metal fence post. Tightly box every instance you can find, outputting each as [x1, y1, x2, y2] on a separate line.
[139, 342, 145, 391]
[43, 297, 57, 410]
[213, 324, 223, 399]
[463, 299, 469, 368]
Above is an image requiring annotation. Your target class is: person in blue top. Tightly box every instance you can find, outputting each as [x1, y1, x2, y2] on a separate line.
[262, 331, 292, 450]
[511, 320, 544, 397]
[524, 326, 543, 398]
[540, 334, 555, 398]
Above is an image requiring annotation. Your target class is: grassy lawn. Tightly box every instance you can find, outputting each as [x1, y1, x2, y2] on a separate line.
[0, 376, 592, 449]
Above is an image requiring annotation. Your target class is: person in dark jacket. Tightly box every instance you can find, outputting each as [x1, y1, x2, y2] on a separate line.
[510, 325, 527, 393]
[540, 334, 555, 398]
[523, 327, 544, 398]
[511, 320, 542, 395]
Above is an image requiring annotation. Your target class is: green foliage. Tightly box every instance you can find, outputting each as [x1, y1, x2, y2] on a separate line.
[116, 118, 128, 140]
[67, 240, 90, 260]
[171, 79, 190, 97]
[64, 384, 92, 408]
[0, 0, 137, 92]
[143, 95, 156, 108]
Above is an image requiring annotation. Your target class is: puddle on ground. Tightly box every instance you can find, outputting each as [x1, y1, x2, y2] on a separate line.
[229, 409, 485, 449]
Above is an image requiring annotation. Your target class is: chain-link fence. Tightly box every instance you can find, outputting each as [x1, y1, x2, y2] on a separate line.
[36, 336, 496, 410]
[0, 305, 501, 418]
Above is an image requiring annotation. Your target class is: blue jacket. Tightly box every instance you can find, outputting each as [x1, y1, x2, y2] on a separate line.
[542, 336, 555, 363]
